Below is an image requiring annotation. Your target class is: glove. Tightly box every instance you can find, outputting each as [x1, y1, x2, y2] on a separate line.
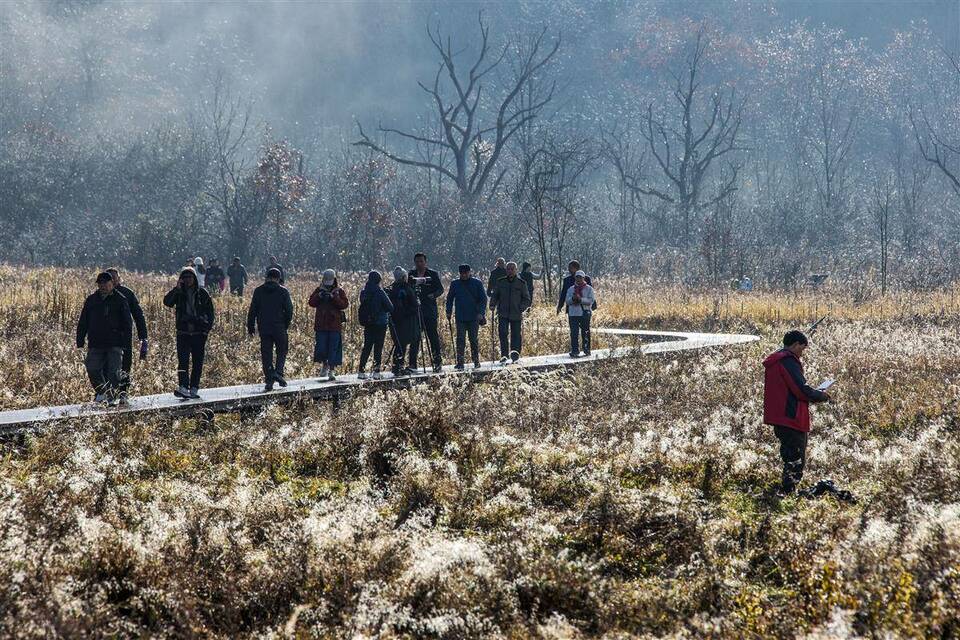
[139, 339, 148, 361]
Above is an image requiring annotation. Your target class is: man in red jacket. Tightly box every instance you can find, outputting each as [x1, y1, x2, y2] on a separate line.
[763, 330, 831, 495]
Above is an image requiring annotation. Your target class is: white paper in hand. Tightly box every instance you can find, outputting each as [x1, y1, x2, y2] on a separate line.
[816, 378, 836, 392]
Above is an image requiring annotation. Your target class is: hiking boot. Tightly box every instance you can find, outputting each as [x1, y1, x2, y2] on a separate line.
[107, 394, 120, 407]
[273, 372, 288, 388]
[319, 365, 329, 380]
[371, 371, 383, 380]
[433, 364, 442, 374]
[569, 352, 580, 359]
[265, 380, 274, 392]
[94, 392, 107, 403]
[583, 350, 591, 357]
[189, 387, 200, 399]
[499, 356, 509, 365]
[174, 386, 190, 399]
[510, 351, 520, 363]
[328, 368, 337, 381]
[118, 392, 130, 406]
[454, 363, 465, 371]
[474, 360, 481, 369]
[358, 372, 368, 380]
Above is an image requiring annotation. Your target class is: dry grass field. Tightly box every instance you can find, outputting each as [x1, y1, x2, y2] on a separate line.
[0, 265, 958, 638]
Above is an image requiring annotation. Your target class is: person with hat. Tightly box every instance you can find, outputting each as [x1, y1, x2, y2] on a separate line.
[565, 270, 596, 358]
[247, 267, 294, 391]
[489, 261, 531, 364]
[763, 330, 832, 496]
[357, 271, 394, 380]
[163, 266, 215, 399]
[228, 257, 249, 296]
[556, 260, 593, 315]
[268, 255, 285, 285]
[445, 264, 487, 370]
[308, 269, 348, 381]
[105, 267, 148, 404]
[387, 267, 420, 376]
[76, 272, 132, 405]
[193, 257, 206, 288]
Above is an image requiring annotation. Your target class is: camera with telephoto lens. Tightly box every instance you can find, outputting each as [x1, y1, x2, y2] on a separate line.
[411, 276, 429, 285]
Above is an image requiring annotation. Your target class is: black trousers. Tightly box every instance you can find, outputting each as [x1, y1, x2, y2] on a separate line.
[413, 312, 443, 366]
[85, 347, 123, 394]
[568, 311, 592, 355]
[260, 332, 289, 380]
[176, 333, 207, 389]
[360, 324, 387, 371]
[456, 320, 481, 365]
[391, 321, 420, 370]
[498, 317, 523, 357]
[119, 341, 134, 392]
[774, 425, 808, 492]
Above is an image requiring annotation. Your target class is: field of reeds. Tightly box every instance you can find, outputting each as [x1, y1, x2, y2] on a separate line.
[0, 265, 959, 638]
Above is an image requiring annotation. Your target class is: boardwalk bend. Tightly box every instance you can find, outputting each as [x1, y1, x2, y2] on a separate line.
[0, 327, 759, 431]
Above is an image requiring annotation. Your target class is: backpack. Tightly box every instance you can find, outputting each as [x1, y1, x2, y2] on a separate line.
[357, 290, 375, 327]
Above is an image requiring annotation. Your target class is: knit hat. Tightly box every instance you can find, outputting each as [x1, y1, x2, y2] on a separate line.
[575, 270, 586, 278]
[96, 272, 113, 284]
[194, 257, 203, 267]
[322, 269, 336, 286]
[393, 266, 407, 281]
[367, 270, 382, 285]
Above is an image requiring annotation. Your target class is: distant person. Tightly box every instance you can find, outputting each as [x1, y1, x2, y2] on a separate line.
[520, 261, 543, 302]
[446, 264, 487, 370]
[228, 257, 249, 296]
[489, 261, 531, 364]
[163, 267, 215, 399]
[193, 257, 206, 288]
[205, 258, 226, 294]
[410, 252, 444, 373]
[268, 255, 285, 284]
[556, 260, 593, 315]
[763, 330, 831, 496]
[106, 268, 148, 404]
[487, 257, 506, 296]
[357, 270, 394, 380]
[247, 268, 293, 391]
[308, 269, 348, 381]
[388, 267, 420, 376]
[565, 270, 595, 358]
[739, 276, 753, 292]
[76, 272, 132, 406]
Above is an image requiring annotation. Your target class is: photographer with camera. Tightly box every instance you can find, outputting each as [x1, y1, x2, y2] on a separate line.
[308, 269, 349, 381]
[446, 264, 487, 370]
[163, 267, 215, 399]
[410, 252, 445, 373]
[489, 261, 531, 364]
[388, 267, 420, 376]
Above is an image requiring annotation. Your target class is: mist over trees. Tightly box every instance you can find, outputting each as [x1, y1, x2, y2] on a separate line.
[2, 0, 960, 292]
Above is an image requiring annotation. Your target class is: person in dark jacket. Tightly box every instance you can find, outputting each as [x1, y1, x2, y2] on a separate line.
[556, 260, 593, 314]
[106, 268, 148, 404]
[410, 252, 444, 372]
[387, 267, 420, 376]
[268, 255, 285, 285]
[228, 257, 249, 296]
[357, 270, 394, 380]
[77, 272, 132, 405]
[490, 261, 532, 363]
[309, 269, 349, 381]
[520, 261, 542, 302]
[205, 258, 226, 294]
[247, 268, 294, 391]
[163, 267, 215, 399]
[445, 264, 487, 370]
[487, 257, 506, 296]
[763, 330, 831, 495]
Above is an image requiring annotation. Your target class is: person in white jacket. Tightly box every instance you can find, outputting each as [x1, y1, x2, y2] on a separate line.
[193, 257, 206, 288]
[565, 270, 595, 357]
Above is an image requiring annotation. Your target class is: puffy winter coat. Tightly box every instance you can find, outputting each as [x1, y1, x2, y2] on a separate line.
[77, 290, 132, 349]
[308, 283, 348, 332]
[763, 349, 828, 432]
[163, 280, 215, 335]
[247, 281, 293, 336]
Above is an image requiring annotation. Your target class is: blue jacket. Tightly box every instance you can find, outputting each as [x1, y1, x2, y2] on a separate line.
[446, 277, 488, 323]
[360, 284, 394, 326]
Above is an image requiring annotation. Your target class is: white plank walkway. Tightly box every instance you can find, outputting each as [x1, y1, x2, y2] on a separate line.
[0, 328, 758, 431]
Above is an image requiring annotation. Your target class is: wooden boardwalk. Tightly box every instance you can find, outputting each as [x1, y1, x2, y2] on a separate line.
[0, 328, 758, 432]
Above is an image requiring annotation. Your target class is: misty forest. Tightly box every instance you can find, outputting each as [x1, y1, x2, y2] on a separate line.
[4, 2, 960, 639]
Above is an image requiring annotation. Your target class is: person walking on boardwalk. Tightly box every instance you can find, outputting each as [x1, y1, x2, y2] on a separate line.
[487, 257, 506, 296]
[77, 272, 132, 406]
[228, 257, 249, 296]
[309, 269, 348, 381]
[106, 268, 148, 405]
[446, 264, 487, 370]
[247, 268, 294, 391]
[205, 258, 226, 294]
[163, 267, 215, 399]
[489, 261, 531, 364]
[410, 252, 445, 372]
[387, 267, 420, 376]
[565, 270, 596, 358]
[357, 270, 394, 380]
[556, 260, 593, 315]
[763, 330, 831, 496]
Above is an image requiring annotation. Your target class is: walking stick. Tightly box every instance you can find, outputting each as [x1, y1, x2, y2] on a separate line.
[489, 306, 498, 363]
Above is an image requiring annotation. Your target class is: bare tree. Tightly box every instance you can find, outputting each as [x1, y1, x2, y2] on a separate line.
[355, 14, 560, 204]
[871, 172, 896, 295]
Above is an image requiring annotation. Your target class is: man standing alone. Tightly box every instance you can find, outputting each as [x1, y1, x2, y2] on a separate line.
[77, 272, 132, 406]
[763, 330, 831, 496]
[446, 264, 487, 370]
[228, 257, 249, 296]
[247, 268, 294, 391]
[490, 261, 531, 364]
[106, 268, 148, 404]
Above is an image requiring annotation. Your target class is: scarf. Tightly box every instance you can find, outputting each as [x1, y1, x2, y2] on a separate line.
[573, 282, 586, 303]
